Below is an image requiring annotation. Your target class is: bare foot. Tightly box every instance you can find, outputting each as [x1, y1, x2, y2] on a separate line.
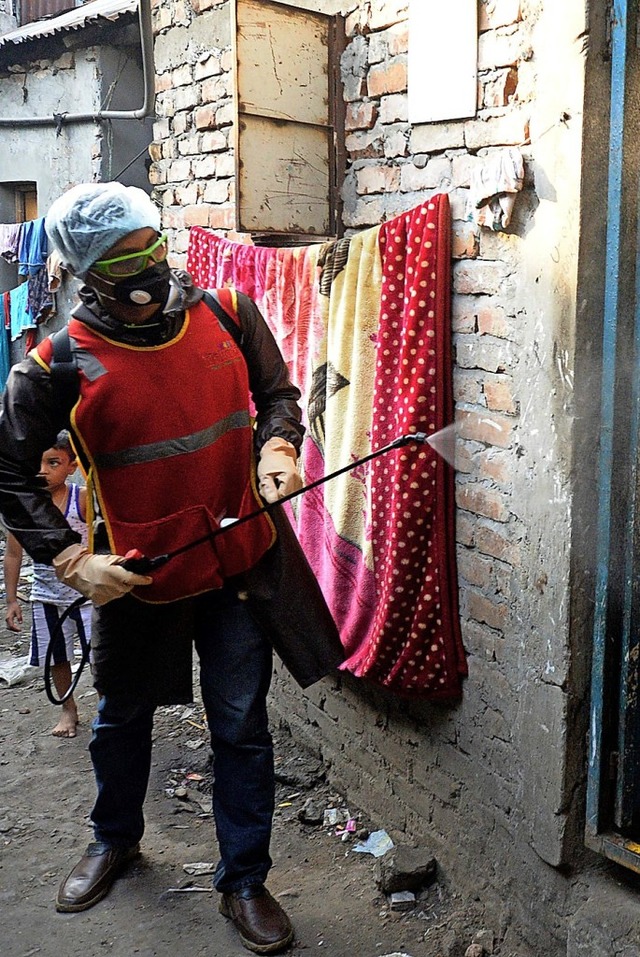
[52, 711, 79, 738]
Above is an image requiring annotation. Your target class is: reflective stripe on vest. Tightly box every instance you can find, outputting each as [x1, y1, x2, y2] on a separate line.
[92, 410, 250, 470]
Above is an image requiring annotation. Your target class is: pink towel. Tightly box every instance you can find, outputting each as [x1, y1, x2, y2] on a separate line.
[187, 198, 465, 698]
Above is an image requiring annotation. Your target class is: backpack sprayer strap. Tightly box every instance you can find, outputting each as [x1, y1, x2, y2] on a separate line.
[49, 326, 80, 409]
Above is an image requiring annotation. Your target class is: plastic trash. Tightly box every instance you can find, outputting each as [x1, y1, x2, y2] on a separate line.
[323, 807, 350, 827]
[353, 829, 394, 857]
[183, 862, 216, 875]
[0, 654, 38, 687]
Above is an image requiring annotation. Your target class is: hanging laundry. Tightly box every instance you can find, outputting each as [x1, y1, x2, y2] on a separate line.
[46, 249, 65, 292]
[23, 328, 37, 354]
[8, 281, 35, 342]
[0, 222, 21, 263]
[27, 266, 53, 323]
[0, 326, 9, 391]
[0, 295, 9, 391]
[187, 196, 465, 699]
[18, 216, 48, 276]
[2, 290, 10, 331]
[469, 146, 524, 230]
[188, 232, 324, 410]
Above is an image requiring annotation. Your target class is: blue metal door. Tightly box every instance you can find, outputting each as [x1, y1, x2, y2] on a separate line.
[588, 0, 640, 870]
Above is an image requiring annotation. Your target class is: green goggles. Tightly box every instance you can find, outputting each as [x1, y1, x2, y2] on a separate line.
[92, 234, 169, 278]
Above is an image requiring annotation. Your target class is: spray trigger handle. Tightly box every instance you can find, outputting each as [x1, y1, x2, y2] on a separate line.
[123, 549, 170, 574]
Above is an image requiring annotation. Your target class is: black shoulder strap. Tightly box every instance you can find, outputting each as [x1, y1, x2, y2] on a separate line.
[49, 326, 79, 408]
[202, 290, 244, 350]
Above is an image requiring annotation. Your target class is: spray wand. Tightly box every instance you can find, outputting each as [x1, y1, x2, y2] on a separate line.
[44, 429, 443, 704]
[122, 431, 432, 573]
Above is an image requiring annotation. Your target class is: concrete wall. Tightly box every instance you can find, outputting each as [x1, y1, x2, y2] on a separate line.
[135, 0, 615, 950]
[0, 47, 100, 358]
[0, 0, 16, 33]
[0, 50, 103, 210]
[0, 27, 153, 341]
[97, 42, 155, 189]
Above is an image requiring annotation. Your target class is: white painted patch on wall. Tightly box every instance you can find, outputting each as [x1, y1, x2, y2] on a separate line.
[408, 0, 478, 123]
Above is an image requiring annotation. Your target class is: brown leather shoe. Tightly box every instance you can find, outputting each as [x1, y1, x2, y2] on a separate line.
[219, 884, 294, 954]
[56, 841, 141, 913]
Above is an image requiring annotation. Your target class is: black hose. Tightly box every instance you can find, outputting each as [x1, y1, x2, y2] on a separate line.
[43, 596, 91, 705]
[45, 431, 430, 700]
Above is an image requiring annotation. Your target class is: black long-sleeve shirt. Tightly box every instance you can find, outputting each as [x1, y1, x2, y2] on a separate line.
[0, 272, 304, 564]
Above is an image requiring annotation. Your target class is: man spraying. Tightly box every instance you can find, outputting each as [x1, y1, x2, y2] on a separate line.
[0, 182, 341, 954]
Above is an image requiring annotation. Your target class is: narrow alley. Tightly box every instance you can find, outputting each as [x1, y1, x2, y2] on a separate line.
[0, 551, 495, 957]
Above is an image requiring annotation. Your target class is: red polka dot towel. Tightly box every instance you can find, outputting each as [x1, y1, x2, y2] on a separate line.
[186, 195, 466, 699]
[359, 195, 465, 697]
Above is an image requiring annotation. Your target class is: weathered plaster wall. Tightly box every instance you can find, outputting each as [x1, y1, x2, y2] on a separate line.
[0, 48, 102, 356]
[0, 51, 103, 208]
[95, 44, 155, 191]
[0, 38, 152, 207]
[0, 0, 15, 33]
[146, 0, 606, 950]
[0, 30, 153, 340]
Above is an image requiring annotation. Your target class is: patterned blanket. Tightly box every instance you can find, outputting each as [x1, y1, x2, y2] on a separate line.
[187, 195, 466, 698]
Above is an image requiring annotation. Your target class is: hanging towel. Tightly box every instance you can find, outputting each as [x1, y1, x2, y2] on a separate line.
[8, 281, 35, 341]
[187, 196, 465, 699]
[47, 249, 65, 292]
[2, 290, 10, 330]
[0, 223, 21, 263]
[27, 266, 53, 323]
[0, 320, 9, 391]
[18, 217, 48, 276]
[350, 199, 465, 693]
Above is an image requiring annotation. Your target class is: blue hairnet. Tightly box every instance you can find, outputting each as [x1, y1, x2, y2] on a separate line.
[45, 183, 162, 278]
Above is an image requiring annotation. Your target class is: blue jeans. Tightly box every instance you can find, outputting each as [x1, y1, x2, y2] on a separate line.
[89, 587, 274, 893]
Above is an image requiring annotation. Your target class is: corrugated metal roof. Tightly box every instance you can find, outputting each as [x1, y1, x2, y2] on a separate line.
[0, 0, 138, 47]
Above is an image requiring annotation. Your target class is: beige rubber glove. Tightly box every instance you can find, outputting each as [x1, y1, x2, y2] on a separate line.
[257, 436, 303, 504]
[53, 543, 153, 606]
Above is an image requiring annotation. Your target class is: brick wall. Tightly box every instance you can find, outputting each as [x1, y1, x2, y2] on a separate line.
[148, 1, 596, 950]
[150, 0, 235, 259]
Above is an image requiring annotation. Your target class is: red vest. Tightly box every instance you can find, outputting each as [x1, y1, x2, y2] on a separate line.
[37, 291, 275, 602]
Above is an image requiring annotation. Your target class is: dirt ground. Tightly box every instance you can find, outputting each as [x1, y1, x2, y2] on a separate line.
[0, 559, 489, 957]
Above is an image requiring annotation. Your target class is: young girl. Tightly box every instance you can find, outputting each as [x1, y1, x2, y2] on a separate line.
[4, 430, 91, 737]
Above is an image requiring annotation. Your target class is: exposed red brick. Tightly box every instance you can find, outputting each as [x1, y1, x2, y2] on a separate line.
[485, 379, 517, 414]
[452, 222, 479, 259]
[475, 449, 513, 486]
[467, 590, 509, 631]
[194, 105, 216, 130]
[477, 306, 511, 338]
[183, 205, 211, 226]
[367, 58, 407, 97]
[457, 484, 510, 523]
[346, 100, 378, 131]
[457, 409, 513, 448]
[475, 523, 521, 564]
[208, 205, 236, 229]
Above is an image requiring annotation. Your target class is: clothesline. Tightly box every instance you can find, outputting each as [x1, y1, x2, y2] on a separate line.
[0, 242, 63, 391]
[0, 216, 48, 275]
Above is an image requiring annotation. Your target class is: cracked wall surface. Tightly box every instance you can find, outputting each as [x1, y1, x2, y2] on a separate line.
[129, 0, 612, 950]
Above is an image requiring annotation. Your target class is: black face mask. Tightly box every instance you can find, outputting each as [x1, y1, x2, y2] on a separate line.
[95, 260, 172, 309]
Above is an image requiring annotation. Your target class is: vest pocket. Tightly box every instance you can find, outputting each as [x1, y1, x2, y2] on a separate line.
[107, 505, 225, 603]
[213, 483, 277, 578]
